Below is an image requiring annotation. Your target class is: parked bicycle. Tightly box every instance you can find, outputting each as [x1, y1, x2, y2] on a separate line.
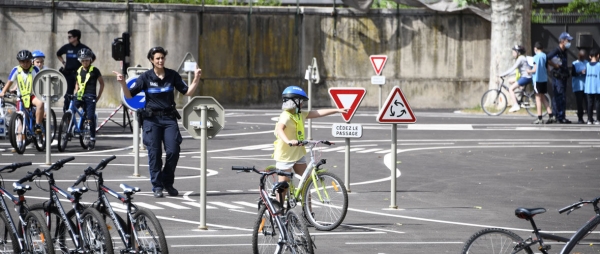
[480, 77, 551, 117]
[0, 80, 17, 128]
[462, 195, 600, 253]
[72, 155, 168, 253]
[57, 94, 96, 151]
[0, 161, 54, 253]
[21, 156, 113, 254]
[7, 92, 56, 154]
[232, 166, 314, 254]
[264, 140, 348, 231]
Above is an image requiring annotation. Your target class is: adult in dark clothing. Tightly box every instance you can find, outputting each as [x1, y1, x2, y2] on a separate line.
[57, 29, 91, 113]
[114, 47, 202, 198]
[547, 32, 573, 124]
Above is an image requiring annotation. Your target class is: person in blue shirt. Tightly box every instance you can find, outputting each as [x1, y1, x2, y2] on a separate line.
[547, 32, 573, 124]
[572, 49, 589, 124]
[527, 42, 554, 124]
[583, 48, 600, 125]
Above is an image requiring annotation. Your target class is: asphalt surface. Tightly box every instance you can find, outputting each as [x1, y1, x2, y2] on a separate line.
[1, 107, 600, 253]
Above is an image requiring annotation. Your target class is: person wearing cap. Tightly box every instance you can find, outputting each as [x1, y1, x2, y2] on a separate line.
[547, 32, 573, 124]
[114, 46, 201, 198]
[57, 29, 91, 113]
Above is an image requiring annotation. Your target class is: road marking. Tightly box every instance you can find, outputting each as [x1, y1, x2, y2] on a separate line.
[232, 201, 257, 208]
[337, 148, 365, 152]
[407, 124, 473, 130]
[171, 244, 250, 247]
[346, 241, 463, 245]
[478, 142, 550, 145]
[133, 202, 164, 210]
[319, 147, 346, 152]
[182, 201, 217, 209]
[356, 148, 383, 153]
[156, 202, 190, 209]
[208, 201, 244, 209]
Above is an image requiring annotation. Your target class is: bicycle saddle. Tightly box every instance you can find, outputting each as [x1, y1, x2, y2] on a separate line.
[272, 181, 289, 194]
[67, 186, 88, 196]
[515, 207, 546, 220]
[119, 183, 141, 194]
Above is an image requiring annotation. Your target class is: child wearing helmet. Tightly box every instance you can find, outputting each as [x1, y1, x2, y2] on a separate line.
[273, 86, 348, 190]
[32, 50, 46, 70]
[73, 48, 104, 150]
[499, 45, 533, 113]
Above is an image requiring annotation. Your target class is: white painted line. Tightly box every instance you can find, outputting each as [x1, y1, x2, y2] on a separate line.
[166, 234, 250, 238]
[579, 142, 600, 145]
[407, 124, 473, 130]
[232, 201, 258, 208]
[156, 215, 252, 231]
[478, 142, 550, 145]
[241, 144, 273, 150]
[171, 244, 250, 247]
[182, 191, 195, 202]
[356, 148, 383, 153]
[319, 147, 346, 152]
[208, 201, 243, 209]
[399, 143, 454, 146]
[230, 209, 258, 215]
[110, 202, 127, 210]
[226, 190, 243, 193]
[210, 157, 274, 161]
[346, 242, 463, 245]
[337, 148, 365, 152]
[260, 148, 275, 151]
[156, 202, 190, 209]
[133, 202, 164, 210]
[182, 201, 217, 209]
[375, 149, 391, 154]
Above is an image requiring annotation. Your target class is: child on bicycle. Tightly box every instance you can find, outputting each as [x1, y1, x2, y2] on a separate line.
[73, 48, 104, 150]
[499, 45, 532, 113]
[273, 86, 347, 194]
[32, 50, 46, 70]
[0, 50, 44, 133]
[527, 42, 555, 124]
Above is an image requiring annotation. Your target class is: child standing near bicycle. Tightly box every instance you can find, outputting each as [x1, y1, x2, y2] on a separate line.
[73, 48, 104, 150]
[527, 42, 555, 124]
[584, 48, 600, 125]
[273, 86, 347, 186]
[499, 45, 533, 113]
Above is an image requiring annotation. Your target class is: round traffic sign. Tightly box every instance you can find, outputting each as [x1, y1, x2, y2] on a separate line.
[32, 68, 67, 103]
[120, 76, 146, 110]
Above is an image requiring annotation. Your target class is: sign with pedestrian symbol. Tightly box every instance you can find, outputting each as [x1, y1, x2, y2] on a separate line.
[377, 86, 416, 123]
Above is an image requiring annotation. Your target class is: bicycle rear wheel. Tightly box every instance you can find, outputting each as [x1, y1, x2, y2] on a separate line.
[561, 215, 600, 254]
[481, 89, 508, 116]
[252, 203, 279, 254]
[28, 203, 76, 254]
[23, 212, 55, 254]
[133, 207, 168, 254]
[301, 171, 348, 231]
[285, 210, 313, 254]
[8, 112, 26, 154]
[523, 93, 550, 117]
[0, 212, 18, 253]
[461, 228, 532, 254]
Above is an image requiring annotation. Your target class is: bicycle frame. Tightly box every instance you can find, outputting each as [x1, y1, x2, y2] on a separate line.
[288, 141, 331, 206]
[0, 185, 31, 251]
[65, 96, 87, 136]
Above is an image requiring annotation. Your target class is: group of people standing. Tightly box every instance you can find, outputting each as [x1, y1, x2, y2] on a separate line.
[500, 32, 600, 125]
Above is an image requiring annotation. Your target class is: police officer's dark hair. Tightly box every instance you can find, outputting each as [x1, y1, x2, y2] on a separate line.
[147, 47, 168, 60]
[591, 48, 600, 58]
[68, 29, 81, 42]
[534, 42, 543, 50]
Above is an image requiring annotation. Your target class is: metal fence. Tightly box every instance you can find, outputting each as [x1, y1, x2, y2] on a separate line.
[532, 13, 600, 24]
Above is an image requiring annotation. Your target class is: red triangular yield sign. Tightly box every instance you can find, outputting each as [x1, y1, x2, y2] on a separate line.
[377, 86, 416, 123]
[328, 88, 367, 122]
[370, 55, 388, 76]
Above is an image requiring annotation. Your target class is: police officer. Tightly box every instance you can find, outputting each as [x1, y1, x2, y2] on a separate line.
[57, 29, 91, 113]
[547, 32, 573, 124]
[114, 47, 201, 198]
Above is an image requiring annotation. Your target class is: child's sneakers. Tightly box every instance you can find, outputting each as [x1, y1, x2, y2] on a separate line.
[508, 104, 521, 113]
[88, 140, 95, 151]
[34, 124, 42, 134]
[545, 116, 557, 124]
[532, 119, 544, 124]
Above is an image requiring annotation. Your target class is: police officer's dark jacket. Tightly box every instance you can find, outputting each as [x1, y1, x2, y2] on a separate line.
[129, 68, 188, 111]
[56, 43, 90, 72]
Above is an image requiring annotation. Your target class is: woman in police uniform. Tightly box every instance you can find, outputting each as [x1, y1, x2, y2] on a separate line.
[114, 47, 201, 198]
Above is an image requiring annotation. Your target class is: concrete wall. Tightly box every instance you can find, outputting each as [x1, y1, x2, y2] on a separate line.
[0, 1, 491, 109]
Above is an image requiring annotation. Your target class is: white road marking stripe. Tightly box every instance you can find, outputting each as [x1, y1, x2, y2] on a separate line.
[208, 201, 244, 209]
[110, 202, 127, 210]
[319, 147, 346, 152]
[346, 242, 463, 245]
[133, 202, 164, 210]
[356, 148, 383, 153]
[375, 149, 391, 154]
[478, 142, 549, 145]
[399, 143, 455, 146]
[337, 148, 365, 152]
[156, 202, 190, 209]
[407, 124, 473, 130]
[182, 201, 217, 209]
[232, 201, 258, 208]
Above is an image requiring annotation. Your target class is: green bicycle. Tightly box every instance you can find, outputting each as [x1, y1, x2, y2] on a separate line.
[265, 140, 348, 231]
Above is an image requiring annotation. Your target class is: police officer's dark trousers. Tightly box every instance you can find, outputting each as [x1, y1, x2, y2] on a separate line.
[552, 77, 568, 121]
[142, 115, 182, 192]
[63, 71, 77, 113]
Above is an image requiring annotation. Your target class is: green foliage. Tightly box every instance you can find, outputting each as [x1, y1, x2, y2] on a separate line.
[455, 0, 489, 7]
[370, 0, 411, 9]
[558, 0, 600, 14]
[108, 0, 280, 6]
[531, 9, 551, 23]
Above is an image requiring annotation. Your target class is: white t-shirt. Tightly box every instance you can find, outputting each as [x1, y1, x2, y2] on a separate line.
[7, 66, 40, 95]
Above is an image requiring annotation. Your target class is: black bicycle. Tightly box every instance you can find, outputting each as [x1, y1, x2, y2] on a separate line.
[0, 161, 54, 253]
[72, 155, 168, 254]
[462, 195, 600, 253]
[232, 166, 314, 254]
[480, 77, 551, 117]
[21, 157, 113, 254]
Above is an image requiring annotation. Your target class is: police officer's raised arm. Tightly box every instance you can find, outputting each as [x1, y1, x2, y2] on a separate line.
[184, 67, 202, 96]
[113, 71, 133, 99]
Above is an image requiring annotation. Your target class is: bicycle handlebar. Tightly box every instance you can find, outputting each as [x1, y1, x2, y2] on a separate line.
[72, 155, 117, 186]
[16, 157, 75, 184]
[0, 162, 32, 173]
[288, 140, 334, 147]
[231, 166, 294, 177]
[559, 199, 592, 214]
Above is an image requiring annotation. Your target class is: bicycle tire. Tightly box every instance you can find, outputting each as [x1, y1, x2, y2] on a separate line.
[0, 211, 18, 253]
[28, 203, 77, 254]
[461, 228, 532, 254]
[481, 89, 508, 116]
[1, 102, 16, 141]
[285, 210, 314, 254]
[8, 112, 26, 154]
[23, 211, 55, 254]
[301, 171, 348, 231]
[57, 112, 72, 152]
[79, 119, 90, 150]
[263, 165, 278, 198]
[80, 208, 114, 254]
[252, 203, 279, 254]
[523, 93, 550, 117]
[133, 207, 168, 254]
[560, 214, 600, 254]
[97, 206, 127, 252]
[34, 109, 56, 152]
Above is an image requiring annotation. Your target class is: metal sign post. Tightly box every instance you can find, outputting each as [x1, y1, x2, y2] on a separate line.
[305, 57, 319, 140]
[132, 113, 140, 177]
[44, 76, 51, 164]
[370, 55, 388, 110]
[390, 123, 397, 208]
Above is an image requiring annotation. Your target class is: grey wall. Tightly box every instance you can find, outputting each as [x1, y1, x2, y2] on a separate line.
[0, 1, 491, 109]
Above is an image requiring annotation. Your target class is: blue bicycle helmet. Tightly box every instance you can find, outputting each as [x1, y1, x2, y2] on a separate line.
[282, 86, 309, 101]
[32, 50, 45, 59]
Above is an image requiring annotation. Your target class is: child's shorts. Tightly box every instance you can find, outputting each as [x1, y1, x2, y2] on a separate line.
[276, 156, 307, 170]
[517, 77, 532, 86]
[534, 82, 548, 94]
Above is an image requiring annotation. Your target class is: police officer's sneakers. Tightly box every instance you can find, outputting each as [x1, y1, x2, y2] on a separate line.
[153, 188, 164, 198]
[88, 140, 95, 151]
[558, 118, 572, 124]
[165, 186, 179, 196]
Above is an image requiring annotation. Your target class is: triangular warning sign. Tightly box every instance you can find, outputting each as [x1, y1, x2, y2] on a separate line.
[328, 88, 366, 122]
[377, 86, 416, 123]
[370, 55, 388, 76]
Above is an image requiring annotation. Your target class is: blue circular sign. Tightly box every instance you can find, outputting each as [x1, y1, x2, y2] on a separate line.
[121, 76, 146, 110]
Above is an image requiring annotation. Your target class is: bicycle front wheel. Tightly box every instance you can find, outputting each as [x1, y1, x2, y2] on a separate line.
[561, 215, 600, 254]
[8, 112, 26, 154]
[285, 210, 314, 254]
[0, 212, 18, 253]
[23, 212, 55, 254]
[133, 207, 168, 254]
[57, 112, 72, 152]
[81, 208, 114, 254]
[252, 204, 279, 254]
[481, 89, 508, 116]
[79, 120, 91, 149]
[302, 171, 348, 231]
[461, 228, 532, 254]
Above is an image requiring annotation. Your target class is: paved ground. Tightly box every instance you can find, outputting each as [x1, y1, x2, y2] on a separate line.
[1, 107, 600, 253]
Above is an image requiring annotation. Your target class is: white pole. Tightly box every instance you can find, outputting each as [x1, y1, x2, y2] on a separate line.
[390, 123, 397, 209]
[133, 112, 140, 177]
[344, 136, 350, 193]
[199, 105, 208, 230]
[307, 75, 312, 140]
[44, 76, 51, 165]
